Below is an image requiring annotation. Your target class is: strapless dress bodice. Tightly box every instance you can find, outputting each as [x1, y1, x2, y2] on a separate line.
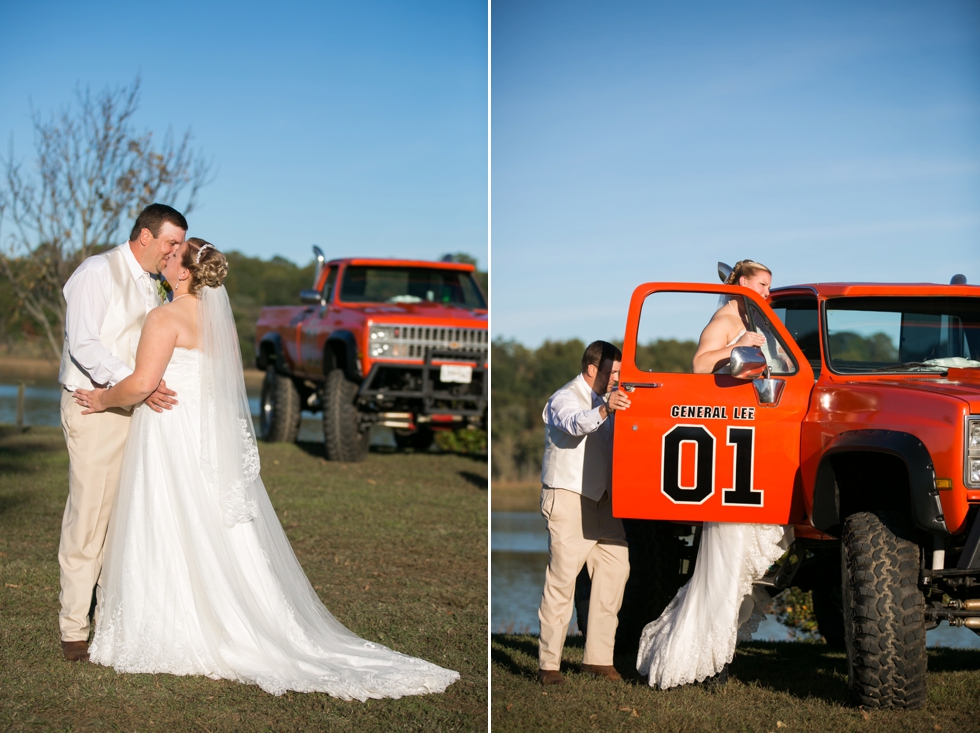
[162, 347, 203, 396]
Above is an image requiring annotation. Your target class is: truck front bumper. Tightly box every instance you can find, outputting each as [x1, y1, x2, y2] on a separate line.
[356, 348, 488, 418]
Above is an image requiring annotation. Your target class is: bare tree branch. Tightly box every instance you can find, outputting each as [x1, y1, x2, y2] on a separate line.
[0, 76, 213, 358]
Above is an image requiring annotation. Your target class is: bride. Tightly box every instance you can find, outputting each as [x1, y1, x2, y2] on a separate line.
[74, 238, 459, 699]
[636, 259, 793, 689]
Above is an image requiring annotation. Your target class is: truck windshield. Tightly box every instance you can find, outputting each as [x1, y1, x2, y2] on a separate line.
[825, 297, 980, 373]
[339, 266, 486, 308]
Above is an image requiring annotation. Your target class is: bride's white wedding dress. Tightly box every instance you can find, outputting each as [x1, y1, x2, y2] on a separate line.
[635, 522, 792, 688]
[636, 320, 792, 689]
[89, 289, 458, 700]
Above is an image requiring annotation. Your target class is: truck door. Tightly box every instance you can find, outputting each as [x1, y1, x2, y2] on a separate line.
[612, 283, 814, 525]
[298, 267, 338, 375]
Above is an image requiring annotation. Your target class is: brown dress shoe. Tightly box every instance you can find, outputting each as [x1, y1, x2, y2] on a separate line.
[61, 640, 89, 662]
[580, 663, 622, 681]
[537, 669, 565, 685]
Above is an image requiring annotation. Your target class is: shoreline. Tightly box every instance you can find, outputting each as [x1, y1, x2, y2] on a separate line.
[0, 355, 265, 389]
[491, 482, 540, 512]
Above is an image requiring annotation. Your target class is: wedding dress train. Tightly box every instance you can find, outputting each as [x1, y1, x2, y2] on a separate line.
[635, 522, 792, 689]
[89, 289, 458, 700]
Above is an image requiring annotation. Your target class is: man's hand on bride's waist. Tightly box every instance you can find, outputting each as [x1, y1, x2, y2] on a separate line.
[145, 379, 178, 413]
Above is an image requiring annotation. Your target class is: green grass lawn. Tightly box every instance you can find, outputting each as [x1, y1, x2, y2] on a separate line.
[491, 632, 980, 733]
[0, 426, 487, 732]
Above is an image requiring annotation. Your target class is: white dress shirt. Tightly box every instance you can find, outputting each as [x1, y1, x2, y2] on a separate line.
[62, 244, 157, 389]
[540, 374, 614, 500]
[544, 374, 609, 437]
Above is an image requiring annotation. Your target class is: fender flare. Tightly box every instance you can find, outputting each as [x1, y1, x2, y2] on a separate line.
[256, 333, 286, 373]
[324, 330, 362, 382]
[811, 429, 948, 536]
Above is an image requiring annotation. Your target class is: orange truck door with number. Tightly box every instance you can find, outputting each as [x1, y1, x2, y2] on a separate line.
[612, 282, 814, 525]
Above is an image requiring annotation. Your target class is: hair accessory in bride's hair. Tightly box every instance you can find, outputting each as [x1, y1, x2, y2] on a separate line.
[195, 243, 215, 264]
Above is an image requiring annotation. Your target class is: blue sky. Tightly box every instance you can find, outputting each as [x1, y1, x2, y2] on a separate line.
[0, 0, 487, 270]
[492, 1, 980, 345]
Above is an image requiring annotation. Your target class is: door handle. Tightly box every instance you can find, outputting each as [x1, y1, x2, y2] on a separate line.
[621, 382, 662, 392]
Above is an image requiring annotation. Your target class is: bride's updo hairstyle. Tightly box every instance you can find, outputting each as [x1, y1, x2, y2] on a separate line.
[725, 259, 771, 286]
[182, 237, 229, 295]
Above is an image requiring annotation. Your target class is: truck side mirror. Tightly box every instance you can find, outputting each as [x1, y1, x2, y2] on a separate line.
[301, 289, 326, 306]
[730, 346, 767, 380]
[312, 245, 326, 288]
[732, 345, 787, 406]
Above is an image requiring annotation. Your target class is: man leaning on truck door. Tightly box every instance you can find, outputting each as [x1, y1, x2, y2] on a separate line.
[536, 340, 632, 685]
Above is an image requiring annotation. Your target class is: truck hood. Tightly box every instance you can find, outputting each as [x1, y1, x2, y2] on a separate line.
[856, 373, 980, 413]
[354, 302, 487, 323]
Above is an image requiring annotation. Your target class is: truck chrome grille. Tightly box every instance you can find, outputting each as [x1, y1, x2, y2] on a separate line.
[368, 324, 488, 360]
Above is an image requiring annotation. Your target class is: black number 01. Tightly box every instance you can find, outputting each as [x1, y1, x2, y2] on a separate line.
[661, 425, 761, 506]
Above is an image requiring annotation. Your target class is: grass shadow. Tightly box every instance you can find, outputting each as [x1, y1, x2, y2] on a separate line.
[928, 646, 980, 672]
[293, 441, 327, 459]
[491, 634, 541, 682]
[278, 440, 405, 461]
[459, 470, 487, 491]
[457, 451, 489, 463]
[0, 432, 64, 474]
[729, 642, 851, 704]
[0, 490, 32, 516]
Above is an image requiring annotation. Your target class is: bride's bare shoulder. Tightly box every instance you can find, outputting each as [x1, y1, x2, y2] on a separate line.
[143, 299, 192, 336]
[143, 304, 174, 330]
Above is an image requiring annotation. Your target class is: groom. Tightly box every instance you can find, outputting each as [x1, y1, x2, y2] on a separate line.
[537, 340, 632, 684]
[57, 203, 187, 661]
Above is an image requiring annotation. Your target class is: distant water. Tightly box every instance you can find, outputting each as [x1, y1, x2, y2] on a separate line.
[492, 511, 980, 649]
[0, 379, 293, 433]
[0, 378, 396, 446]
[0, 381, 64, 427]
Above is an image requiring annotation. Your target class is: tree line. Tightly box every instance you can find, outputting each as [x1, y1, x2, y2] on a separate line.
[1, 251, 487, 366]
[0, 251, 313, 361]
[490, 337, 698, 484]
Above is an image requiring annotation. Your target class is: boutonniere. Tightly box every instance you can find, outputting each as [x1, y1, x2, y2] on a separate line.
[153, 275, 173, 305]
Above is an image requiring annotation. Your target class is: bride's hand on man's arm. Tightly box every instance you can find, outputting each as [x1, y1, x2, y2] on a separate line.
[74, 387, 108, 415]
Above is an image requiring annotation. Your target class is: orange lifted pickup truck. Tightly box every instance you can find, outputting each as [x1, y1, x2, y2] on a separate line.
[612, 277, 980, 708]
[255, 247, 487, 462]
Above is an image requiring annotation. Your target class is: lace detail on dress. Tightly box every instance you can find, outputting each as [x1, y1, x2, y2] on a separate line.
[636, 522, 792, 689]
[90, 597, 212, 677]
[222, 418, 260, 525]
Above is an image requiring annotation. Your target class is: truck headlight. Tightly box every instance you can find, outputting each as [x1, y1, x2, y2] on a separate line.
[968, 417, 980, 488]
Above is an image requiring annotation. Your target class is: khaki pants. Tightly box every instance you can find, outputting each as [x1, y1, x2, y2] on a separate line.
[538, 487, 630, 670]
[58, 390, 131, 642]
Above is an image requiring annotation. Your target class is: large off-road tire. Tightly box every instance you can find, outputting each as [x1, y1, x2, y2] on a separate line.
[841, 511, 927, 709]
[393, 427, 435, 452]
[259, 366, 301, 443]
[322, 369, 369, 462]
